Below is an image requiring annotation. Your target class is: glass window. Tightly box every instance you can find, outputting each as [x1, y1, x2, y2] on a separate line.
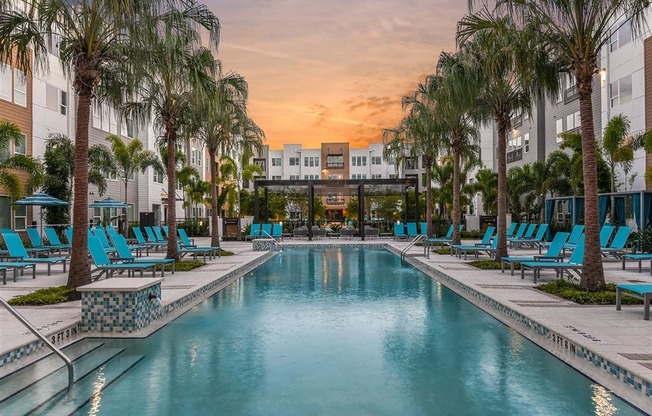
[153, 167, 164, 183]
[352, 156, 367, 167]
[371, 174, 381, 179]
[13, 205, 26, 230]
[610, 80, 620, 107]
[13, 68, 26, 106]
[327, 154, 344, 168]
[524, 133, 530, 153]
[328, 173, 343, 179]
[371, 156, 382, 165]
[14, 133, 26, 155]
[619, 75, 632, 103]
[0, 62, 11, 101]
[289, 157, 299, 166]
[271, 175, 282, 180]
[271, 158, 282, 166]
[60, 91, 67, 115]
[46, 84, 58, 111]
[289, 175, 299, 180]
[556, 119, 564, 142]
[405, 157, 416, 170]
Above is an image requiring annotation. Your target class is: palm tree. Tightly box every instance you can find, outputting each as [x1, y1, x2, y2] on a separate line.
[473, 169, 498, 215]
[383, 79, 443, 237]
[42, 133, 114, 225]
[0, 0, 164, 288]
[461, 0, 651, 292]
[103, 134, 164, 235]
[0, 120, 44, 199]
[457, 16, 561, 259]
[124, 6, 221, 260]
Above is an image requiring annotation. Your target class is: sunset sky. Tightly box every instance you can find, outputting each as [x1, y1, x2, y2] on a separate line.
[207, 0, 468, 150]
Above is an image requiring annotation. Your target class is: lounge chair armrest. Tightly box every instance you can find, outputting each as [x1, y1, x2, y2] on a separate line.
[474, 243, 491, 247]
[533, 255, 564, 262]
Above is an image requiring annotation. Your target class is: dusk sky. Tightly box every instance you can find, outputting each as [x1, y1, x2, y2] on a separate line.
[208, 0, 468, 149]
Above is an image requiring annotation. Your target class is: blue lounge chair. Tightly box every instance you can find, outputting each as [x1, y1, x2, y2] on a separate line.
[110, 233, 174, 276]
[450, 226, 495, 260]
[44, 227, 70, 250]
[144, 226, 164, 244]
[454, 235, 498, 260]
[64, 226, 73, 245]
[420, 222, 428, 235]
[1, 232, 68, 276]
[162, 225, 170, 238]
[246, 224, 261, 240]
[509, 224, 528, 241]
[501, 232, 569, 276]
[505, 223, 517, 238]
[178, 228, 221, 258]
[616, 284, 652, 320]
[153, 226, 168, 243]
[540, 224, 583, 253]
[261, 223, 272, 237]
[622, 253, 652, 273]
[26, 228, 68, 255]
[91, 227, 118, 254]
[601, 226, 632, 258]
[521, 235, 585, 283]
[426, 224, 463, 247]
[511, 224, 549, 249]
[393, 223, 407, 240]
[272, 224, 283, 241]
[406, 222, 419, 237]
[132, 227, 166, 254]
[0, 257, 37, 284]
[88, 234, 157, 279]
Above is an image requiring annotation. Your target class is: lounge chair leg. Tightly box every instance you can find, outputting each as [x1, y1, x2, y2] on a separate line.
[511, 263, 514, 276]
[140, 269, 144, 277]
[172, 263, 175, 274]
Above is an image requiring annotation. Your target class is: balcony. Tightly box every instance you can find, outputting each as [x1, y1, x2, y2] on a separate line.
[326, 162, 344, 169]
[510, 114, 523, 129]
[507, 148, 523, 163]
[563, 86, 579, 103]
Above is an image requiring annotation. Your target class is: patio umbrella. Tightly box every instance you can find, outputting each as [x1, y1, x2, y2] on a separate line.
[13, 192, 70, 233]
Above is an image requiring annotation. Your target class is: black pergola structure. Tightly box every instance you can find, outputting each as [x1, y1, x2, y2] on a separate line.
[253, 177, 419, 241]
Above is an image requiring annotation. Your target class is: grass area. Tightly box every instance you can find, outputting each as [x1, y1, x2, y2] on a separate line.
[537, 280, 642, 305]
[434, 248, 451, 255]
[8, 286, 76, 306]
[467, 260, 521, 270]
[164, 260, 205, 272]
[220, 250, 234, 256]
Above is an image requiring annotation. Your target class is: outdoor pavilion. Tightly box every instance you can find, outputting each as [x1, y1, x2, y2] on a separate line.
[253, 177, 419, 241]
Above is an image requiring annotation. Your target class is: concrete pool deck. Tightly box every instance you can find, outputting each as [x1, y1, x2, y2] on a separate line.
[0, 237, 650, 412]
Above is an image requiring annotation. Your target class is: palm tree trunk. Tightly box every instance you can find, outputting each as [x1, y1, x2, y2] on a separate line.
[66, 91, 92, 289]
[425, 162, 433, 236]
[451, 146, 461, 245]
[495, 115, 509, 260]
[578, 79, 606, 290]
[166, 127, 179, 260]
[209, 150, 220, 246]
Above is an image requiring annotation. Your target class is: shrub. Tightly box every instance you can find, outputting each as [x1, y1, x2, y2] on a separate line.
[537, 280, 642, 305]
[164, 260, 205, 272]
[434, 248, 451, 255]
[467, 260, 520, 270]
[9, 286, 76, 306]
[635, 226, 652, 253]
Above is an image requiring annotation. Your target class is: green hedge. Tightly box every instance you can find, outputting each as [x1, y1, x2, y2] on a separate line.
[537, 280, 642, 305]
[8, 286, 75, 306]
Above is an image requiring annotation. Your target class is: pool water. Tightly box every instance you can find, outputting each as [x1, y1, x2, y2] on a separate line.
[79, 248, 641, 415]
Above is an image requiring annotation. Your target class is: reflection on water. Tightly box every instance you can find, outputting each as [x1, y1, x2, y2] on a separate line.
[592, 384, 619, 416]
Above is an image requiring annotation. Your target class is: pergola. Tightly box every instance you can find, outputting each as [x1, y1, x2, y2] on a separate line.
[253, 177, 419, 240]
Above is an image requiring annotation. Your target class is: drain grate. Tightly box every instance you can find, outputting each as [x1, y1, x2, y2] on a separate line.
[619, 353, 652, 361]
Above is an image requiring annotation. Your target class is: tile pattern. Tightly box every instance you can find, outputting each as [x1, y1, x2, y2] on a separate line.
[252, 239, 278, 251]
[400, 252, 652, 406]
[0, 322, 81, 370]
[80, 284, 162, 333]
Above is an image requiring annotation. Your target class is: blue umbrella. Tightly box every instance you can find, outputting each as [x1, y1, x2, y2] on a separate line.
[88, 197, 129, 208]
[13, 192, 70, 233]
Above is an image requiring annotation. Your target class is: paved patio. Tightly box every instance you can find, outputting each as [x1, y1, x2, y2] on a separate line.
[0, 237, 650, 411]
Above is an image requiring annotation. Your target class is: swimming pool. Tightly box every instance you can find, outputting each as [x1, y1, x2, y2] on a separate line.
[67, 247, 642, 415]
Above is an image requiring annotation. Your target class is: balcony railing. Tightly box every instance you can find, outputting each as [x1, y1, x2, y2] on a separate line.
[510, 114, 523, 128]
[507, 148, 523, 163]
[564, 86, 579, 103]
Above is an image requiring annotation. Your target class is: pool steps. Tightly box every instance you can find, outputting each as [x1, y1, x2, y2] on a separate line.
[0, 341, 145, 415]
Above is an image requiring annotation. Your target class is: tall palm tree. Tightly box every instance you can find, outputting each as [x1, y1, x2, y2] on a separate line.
[124, 6, 220, 260]
[383, 79, 443, 237]
[103, 134, 164, 235]
[0, 120, 44, 199]
[473, 169, 498, 215]
[457, 13, 560, 260]
[0, 0, 162, 288]
[461, 0, 650, 292]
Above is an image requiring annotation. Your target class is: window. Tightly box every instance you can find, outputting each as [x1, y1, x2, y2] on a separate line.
[13, 68, 26, 106]
[327, 192, 345, 205]
[153, 167, 164, 183]
[289, 175, 299, 180]
[610, 76, 632, 108]
[371, 156, 382, 165]
[13, 205, 26, 230]
[326, 154, 344, 168]
[0, 62, 11, 101]
[508, 136, 522, 152]
[507, 136, 523, 163]
[60, 91, 67, 115]
[524, 133, 530, 154]
[46, 33, 61, 56]
[289, 157, 299, 166]
[92, 101, 102, 128]
[271, 157, 282, 167]
[351, 174, 367, 179]
[566, 111, 581, 131]
[14, 133, 26, 155]
[303, 174, 318, 180]
[304, 156, 319, 167]
[388, 174, 398, 179]
[103, 169, 117, 181]
[254, 158, 267, 171]
[46, 84, 67, 115]
[556, 119, 564, 142]
[371, 173, 382, 179]
[610, 21, 632, 52]
[125, 118, 134, 138]
[272, 175, 282, 180]
[352, 156, 367, 167]
[328, 173, 343, 179]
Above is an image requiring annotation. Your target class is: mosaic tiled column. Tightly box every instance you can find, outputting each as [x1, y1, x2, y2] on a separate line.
[78, 278, 164, 333]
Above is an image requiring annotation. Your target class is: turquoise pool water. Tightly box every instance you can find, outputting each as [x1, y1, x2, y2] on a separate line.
[79, 247, 641, 415]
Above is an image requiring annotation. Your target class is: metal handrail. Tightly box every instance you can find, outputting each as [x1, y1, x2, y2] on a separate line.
[0, 296, 74, 399]
[400, 234, 427, 260]
[259, 230, 282, 251]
